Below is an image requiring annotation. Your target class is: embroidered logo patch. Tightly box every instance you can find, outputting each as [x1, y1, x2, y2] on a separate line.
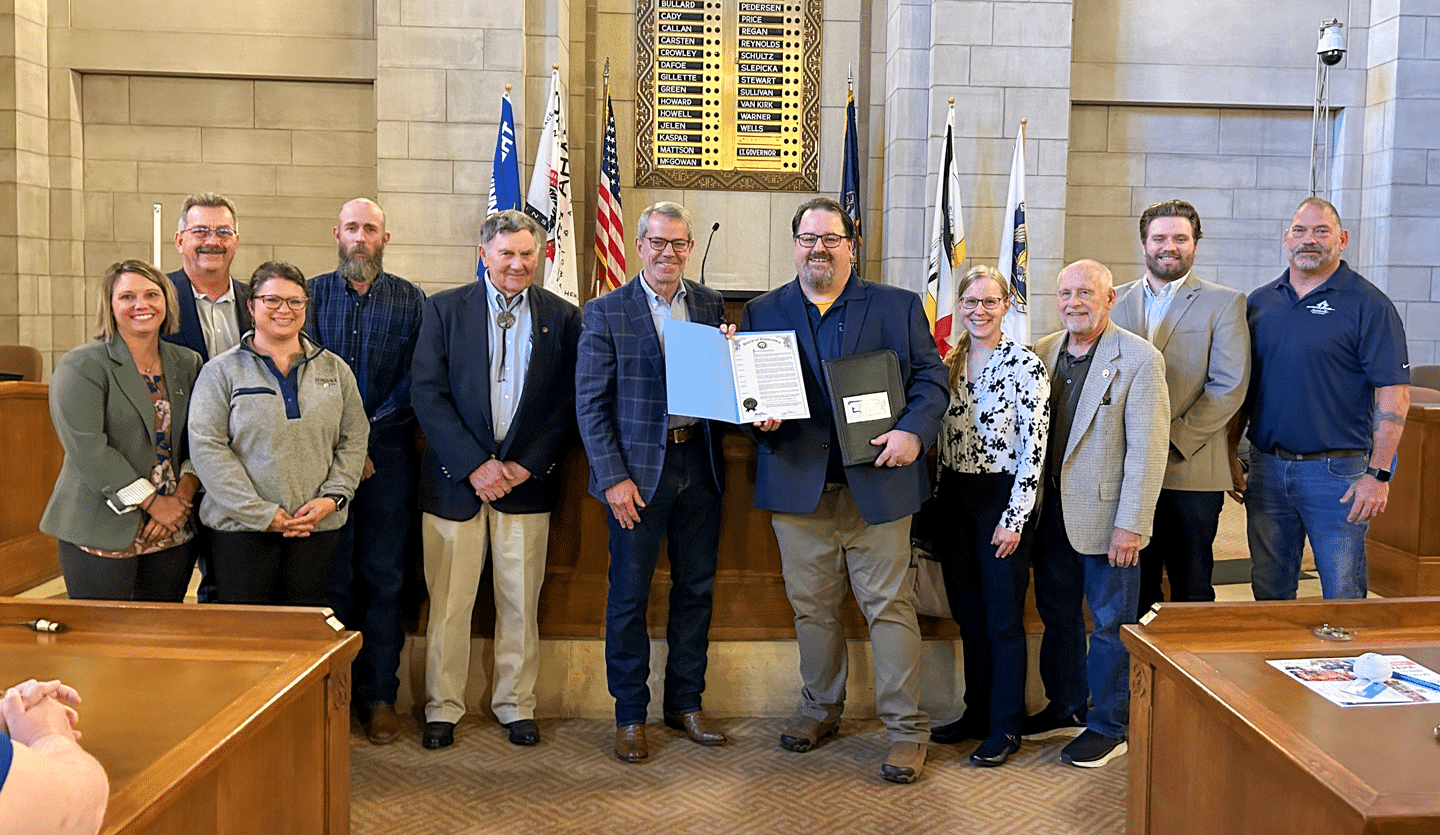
[1306, 300, 1335, 316]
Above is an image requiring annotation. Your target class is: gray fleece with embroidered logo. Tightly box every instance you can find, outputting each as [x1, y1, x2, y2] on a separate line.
[188, 332, 369, 533]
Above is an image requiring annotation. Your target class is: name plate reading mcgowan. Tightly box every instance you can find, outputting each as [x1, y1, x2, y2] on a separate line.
[664, 320, 810, 424]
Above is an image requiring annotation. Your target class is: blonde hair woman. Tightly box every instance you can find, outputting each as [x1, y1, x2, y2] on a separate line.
[928, 266, 1050, 766]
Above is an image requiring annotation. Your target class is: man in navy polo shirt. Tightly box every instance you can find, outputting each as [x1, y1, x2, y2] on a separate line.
[1235, 197, 1411, 600]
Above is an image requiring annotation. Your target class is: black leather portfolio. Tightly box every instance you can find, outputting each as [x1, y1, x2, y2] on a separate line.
[821, 349, 904, 466]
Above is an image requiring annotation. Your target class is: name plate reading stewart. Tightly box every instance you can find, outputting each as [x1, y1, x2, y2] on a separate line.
[636, 0, 821, 191]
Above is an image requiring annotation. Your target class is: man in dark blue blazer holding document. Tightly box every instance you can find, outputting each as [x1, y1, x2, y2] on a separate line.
[740, 197, 948, 783]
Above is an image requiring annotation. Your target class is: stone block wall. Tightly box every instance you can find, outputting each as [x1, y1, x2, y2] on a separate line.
[1064, 104, 1311, 295]
[80, 74, 376, 343]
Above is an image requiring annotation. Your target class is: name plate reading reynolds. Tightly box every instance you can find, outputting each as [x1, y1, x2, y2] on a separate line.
[636, 0, 821, 191]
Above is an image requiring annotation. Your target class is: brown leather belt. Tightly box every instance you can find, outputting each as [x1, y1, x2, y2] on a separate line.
[668, 425, 697, 444]
[1272, 448, 1365, 462]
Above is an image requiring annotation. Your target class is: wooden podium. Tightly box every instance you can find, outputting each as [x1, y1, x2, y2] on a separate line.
[1367, 401, 1440, 596]
[1124, 599, 1440, 835]
[0, 598, 361, 835]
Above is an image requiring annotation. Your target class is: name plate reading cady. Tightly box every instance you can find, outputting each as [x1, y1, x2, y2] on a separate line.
[635, 0, 821, 192]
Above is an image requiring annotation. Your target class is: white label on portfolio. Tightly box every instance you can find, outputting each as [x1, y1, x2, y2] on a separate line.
[842, 392, 891, 423]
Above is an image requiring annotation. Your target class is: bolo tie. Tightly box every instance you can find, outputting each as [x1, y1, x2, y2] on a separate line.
[496, 294, 517, 381]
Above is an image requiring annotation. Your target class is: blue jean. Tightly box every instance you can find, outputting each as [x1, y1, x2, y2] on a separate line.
[604, 440, 720, 726]
[1033, 488, 1140, 739]
[1246, 451, 1369, 600]
[327, 423, 417, 707]
[935, 470, 1032, 739]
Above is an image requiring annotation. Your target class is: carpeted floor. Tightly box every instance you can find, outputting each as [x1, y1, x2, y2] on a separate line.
[349, 716, 1125, 835]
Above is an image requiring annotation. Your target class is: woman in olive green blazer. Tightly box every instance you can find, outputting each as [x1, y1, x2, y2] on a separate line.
[39, 260, 204, 601]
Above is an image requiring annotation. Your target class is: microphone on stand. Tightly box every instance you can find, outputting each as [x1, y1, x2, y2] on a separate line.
[699, 222, 720, 285]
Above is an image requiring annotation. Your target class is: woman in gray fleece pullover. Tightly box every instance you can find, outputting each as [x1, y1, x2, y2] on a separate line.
[188, 261, 369, 605]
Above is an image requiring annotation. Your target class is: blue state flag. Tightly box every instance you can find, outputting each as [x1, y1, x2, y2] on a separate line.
[839, 86, 864, 259]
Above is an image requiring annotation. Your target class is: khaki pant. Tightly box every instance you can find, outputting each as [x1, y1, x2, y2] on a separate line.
[422, 508, 549, 725]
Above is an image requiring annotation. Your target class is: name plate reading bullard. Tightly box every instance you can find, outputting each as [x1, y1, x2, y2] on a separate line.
[635, 0, 821, 192]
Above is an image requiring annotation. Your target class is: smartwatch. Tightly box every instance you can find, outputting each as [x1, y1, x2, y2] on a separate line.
[1364, 467, 1392, 482]
[325, 494, 348, 511]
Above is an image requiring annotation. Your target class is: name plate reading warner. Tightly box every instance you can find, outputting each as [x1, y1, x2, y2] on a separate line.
[635, 0, 821, 192]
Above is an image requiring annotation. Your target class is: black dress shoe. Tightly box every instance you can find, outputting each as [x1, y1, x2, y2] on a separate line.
[970, 734, 1021, 767]
[929, 716, 987, 745]
[504, 719, 539, 746]
[423, 721, 455, 749]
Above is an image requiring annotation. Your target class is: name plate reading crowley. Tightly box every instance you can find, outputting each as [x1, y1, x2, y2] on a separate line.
[635, 0, 821, 191]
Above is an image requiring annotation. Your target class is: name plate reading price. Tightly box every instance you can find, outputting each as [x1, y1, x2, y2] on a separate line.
[635, 0, 822, 192]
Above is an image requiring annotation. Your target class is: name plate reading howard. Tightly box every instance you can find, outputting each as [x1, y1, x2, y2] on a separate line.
[635, 0, 821, 191]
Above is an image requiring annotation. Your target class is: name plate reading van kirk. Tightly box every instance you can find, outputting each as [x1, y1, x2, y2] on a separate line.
[635, 0, 821, 192]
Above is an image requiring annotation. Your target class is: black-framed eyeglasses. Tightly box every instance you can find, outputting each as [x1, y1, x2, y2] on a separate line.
[183, 226, 238, 241]
[794, 233, 850, 248]
[255, 295, 308, 311]
[643, 237, 694, 253]
[960, 297, 1004, 310]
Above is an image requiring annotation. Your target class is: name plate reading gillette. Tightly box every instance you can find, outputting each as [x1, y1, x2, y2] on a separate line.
[635, 0, 821, 192]
[665, 320, 810, 423]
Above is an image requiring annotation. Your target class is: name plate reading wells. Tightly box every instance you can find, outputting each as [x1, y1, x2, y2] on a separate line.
[635, 0, 821, 191]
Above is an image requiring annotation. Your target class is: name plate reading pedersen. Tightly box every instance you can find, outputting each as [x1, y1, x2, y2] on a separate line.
[635, 0, 821, 192]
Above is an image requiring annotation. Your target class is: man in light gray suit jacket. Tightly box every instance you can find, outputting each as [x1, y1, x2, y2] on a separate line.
[1111, 200, 1249, 618]
[1027, 260, 1169, 769]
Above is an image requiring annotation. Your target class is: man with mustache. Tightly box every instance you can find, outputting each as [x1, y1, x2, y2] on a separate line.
[1233, 198, 1410, 600]
[307, 198, 426, 744]
[739, 197, 947, 782]
[166, 192, 254, 605]
[1110, 200, 1249, 618]
[167, 192, 251, 361]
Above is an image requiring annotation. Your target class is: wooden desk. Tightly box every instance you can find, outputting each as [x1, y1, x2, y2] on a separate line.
[0, 598, 361, 835]
[1124, 599, 1440, 835]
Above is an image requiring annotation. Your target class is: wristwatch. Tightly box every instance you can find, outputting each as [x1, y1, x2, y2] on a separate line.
[325, 494, 348, 511]
[1364, 467, 1392, 482]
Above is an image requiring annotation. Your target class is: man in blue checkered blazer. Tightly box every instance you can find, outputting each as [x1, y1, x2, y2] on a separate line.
[576, 201, 728, 764]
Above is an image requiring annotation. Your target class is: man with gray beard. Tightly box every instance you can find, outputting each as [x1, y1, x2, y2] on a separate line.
[307, 197, 426, 744]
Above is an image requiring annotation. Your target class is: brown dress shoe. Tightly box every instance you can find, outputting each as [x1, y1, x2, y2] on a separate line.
[364, 705, 402, 745]
[663, 710, 727, 746]
[615, 724, 648, 762]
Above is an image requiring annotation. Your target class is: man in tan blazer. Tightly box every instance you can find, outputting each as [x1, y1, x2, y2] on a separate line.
[1111, 200, 1249, 618]
[1026, 260, 1169, 769]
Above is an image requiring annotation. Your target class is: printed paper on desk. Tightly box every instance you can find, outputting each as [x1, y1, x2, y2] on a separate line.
[842, 391, 892, 424]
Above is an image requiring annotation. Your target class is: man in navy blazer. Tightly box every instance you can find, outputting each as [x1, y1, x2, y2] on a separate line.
[164, 192, 252, 361]
[576, 201, 728, 763]
[740, 197, 948, 783]
[163, 192, 252, 606]
[411, 210, 580, 751]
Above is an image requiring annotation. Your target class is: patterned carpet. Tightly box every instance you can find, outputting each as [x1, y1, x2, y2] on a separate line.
[349, 717, 1125, 835]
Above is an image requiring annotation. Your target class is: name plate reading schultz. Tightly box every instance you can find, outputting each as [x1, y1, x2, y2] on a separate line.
[635, 0, 821, 191]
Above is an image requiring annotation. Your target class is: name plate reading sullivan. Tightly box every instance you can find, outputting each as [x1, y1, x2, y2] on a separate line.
[635, 0, 821, 191]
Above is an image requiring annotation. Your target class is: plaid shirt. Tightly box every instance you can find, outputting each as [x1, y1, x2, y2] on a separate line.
[307, 270, 425, 427]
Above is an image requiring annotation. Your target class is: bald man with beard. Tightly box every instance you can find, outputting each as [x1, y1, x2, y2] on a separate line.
[307, 198, 426, 744]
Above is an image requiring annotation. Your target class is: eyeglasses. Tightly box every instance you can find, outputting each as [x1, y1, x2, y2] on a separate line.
[643, 237, 694, 253]
[183, 226, 238, 241]
[794, 233, 850, 248]
[960, 297, 1004, 310]
[255, 295, 308, 311]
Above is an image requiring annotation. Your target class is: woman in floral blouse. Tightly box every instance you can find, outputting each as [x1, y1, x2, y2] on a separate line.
[928, 265, 1050, 767]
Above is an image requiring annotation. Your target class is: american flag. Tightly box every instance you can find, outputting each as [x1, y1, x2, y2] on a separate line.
[593, 77, 625, 297]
